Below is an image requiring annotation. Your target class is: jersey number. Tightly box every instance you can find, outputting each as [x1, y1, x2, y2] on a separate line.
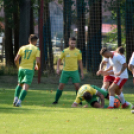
[24, 50, 32, 59]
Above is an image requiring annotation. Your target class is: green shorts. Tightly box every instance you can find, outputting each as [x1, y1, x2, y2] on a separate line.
[18, 69, 34, 85]
[59, 70, 80, 84]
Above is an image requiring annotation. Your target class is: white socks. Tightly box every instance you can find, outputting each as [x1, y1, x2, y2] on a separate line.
[17, 99, 22, 104]
[118, 92, 125, 104]
[14, 97, 18, 102]
[109, 96, 115, 107]
[101, 87, 107, 91]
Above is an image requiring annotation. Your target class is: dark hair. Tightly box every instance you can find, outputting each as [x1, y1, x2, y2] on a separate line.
[69, 37, 76, 41]
[100, 47, 108, 55]
[116, 46, 125, 54]
[83, 92, 92, 102]
[29, 34, 38, 42]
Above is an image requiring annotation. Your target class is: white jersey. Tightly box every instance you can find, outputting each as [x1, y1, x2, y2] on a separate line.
[129, 52, 134, 65]
[103, 57, 114, 77]
[109, 52, 128, 78]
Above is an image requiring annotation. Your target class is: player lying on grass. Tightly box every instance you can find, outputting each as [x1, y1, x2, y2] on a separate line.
[99, 47, 133, 109]
[13, 34, 40, 107]
[71, 84, 120, 108]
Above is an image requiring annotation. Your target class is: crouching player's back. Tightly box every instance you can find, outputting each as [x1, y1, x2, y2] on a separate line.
[13, 34, 40, 107]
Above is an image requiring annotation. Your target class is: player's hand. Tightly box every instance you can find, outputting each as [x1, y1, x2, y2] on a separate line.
[83, 104, 88, 108]
[35, 65, 39, 71]
[71, 103, 78, 108]
[96, 70, 102, 76]
[81, 72, 84, 79]
[56, 69, 60, 75]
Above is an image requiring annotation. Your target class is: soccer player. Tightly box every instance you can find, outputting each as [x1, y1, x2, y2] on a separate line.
[52, 37, 84, 104]
[128, 52, 134, 83]
[13, 34, 40, 107]
[71, 84, 107, 108]
[99, 48, 131, 109]
[97, 53, 115, 91]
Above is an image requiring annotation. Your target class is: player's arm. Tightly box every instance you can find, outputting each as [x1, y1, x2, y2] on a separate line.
[78, 60, 84, 79]
[35, 57, 40, 70]
[57, 58, 62, 75]
[96, 60, 107, 76]
[72, 97, 82, 108]
[128, 53, 134, 73]
[115, 57, 127, 76]
[96, 91, 104, 108]
[14, 54, 21, 68]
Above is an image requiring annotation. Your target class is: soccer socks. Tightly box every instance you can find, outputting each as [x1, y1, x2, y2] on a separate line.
[55, 89, 63, 102]
[118, 92, 125, 104]
[76, 90, 78, 95]
[19, 89, 27, 101]
[109, 96, 115, 107]
[14, 85, 22, 97]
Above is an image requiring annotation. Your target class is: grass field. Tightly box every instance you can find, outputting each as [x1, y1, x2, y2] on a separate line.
[0, 82, 134, 134]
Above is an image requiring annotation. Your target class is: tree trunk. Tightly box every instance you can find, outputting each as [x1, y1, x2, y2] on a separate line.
[4, 0, 14, 66]
[63, 0, 71, 48]
[117, 0, 121, 47]
[76, 0, 86, 67]
[30, 0, 34, 34]
[44, 0, 54, 72]
[19, 0, 31, 47]
[87, 0, 102, 74]
[126, 0, 134, 63]
[13, 0, 19, 56]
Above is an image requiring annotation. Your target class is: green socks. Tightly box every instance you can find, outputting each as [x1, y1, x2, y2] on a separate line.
[76, 90, 78, 96]
[19, 90, 27, 101]
[14, 85, 22, 97]
[55, 89, 63, 102]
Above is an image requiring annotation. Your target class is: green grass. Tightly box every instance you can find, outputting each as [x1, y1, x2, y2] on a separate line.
[0, 87, 134, 134]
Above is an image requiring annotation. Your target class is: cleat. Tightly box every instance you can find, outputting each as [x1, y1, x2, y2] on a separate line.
[13, 101, 17, 107]
[121, 102, 129, 109]
[107, 106, 114, 109]
[127, 103, 134, 109]
[15, 102, 21, 107]
[52, 101, 58, 104]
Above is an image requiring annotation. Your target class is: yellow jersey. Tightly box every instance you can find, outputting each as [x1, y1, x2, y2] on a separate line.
[18, 44, 40, 70]
[59, 47, 82, 71]
[74, 84, 97, 103]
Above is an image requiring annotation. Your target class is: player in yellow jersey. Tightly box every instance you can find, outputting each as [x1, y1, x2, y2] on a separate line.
[13, 34, 40, 107]
[52, 37, 84, 104]
[72, 84, 106, 108]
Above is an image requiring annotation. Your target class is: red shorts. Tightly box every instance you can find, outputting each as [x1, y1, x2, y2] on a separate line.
[114, 77, 128, 89]
[103, 76, 115, 83]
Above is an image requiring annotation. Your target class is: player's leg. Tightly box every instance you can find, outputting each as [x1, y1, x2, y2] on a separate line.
[52, 71, 69, 104]
[15, 69, 34, 107]
[52, 83, 65, 104]
[13, 69, 24, 106]
[71, 70, 80, 95]
[107, 83, 118, 108]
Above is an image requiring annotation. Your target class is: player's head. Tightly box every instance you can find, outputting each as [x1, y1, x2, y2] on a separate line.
[69, 37, 76, 49]
[83, 92, 92, 102]
[29, 34, 38, 45]
[100, 47, 111, 58]
[116, 46, 125, 55]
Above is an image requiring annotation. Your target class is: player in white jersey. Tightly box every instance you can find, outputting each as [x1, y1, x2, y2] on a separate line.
[128, 52, 134, 82]
[99, 47, 132, 109]
[97, 56, 115, 91]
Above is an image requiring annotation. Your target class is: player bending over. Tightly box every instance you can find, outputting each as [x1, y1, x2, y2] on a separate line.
[71, 84, 111, 108]
[13, 34, 40, 107]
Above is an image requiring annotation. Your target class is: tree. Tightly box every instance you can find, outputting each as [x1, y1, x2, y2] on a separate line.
[13, 0, 19, 56]
[44, 0, 54, 72]
[87, 0, 102, 74]
[4, 0, 14, 66]
[19, 0, 31, 47]
[76, 0, 86, 67]
[63, 0, 72, 48]
[126, 0, 134, 63]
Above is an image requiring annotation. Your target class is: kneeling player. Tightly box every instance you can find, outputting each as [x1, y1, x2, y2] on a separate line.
[71, 84, 109, 108]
